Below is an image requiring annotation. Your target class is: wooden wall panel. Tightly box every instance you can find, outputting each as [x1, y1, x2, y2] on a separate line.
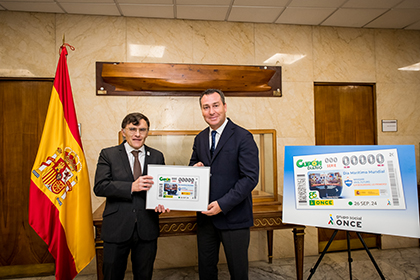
[0, 80, 55, 277]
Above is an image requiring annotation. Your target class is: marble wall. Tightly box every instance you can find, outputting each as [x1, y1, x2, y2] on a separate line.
[1, 10, 419, 273]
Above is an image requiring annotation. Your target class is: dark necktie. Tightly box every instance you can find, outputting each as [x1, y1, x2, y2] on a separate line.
[131, 150, 142, 180]
[210, 130, 217, 157]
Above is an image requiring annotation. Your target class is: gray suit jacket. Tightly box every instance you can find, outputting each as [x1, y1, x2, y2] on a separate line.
[94, 142, 165, 242]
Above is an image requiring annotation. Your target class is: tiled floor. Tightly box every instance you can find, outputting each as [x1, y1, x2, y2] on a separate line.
[10, 247, 420, 280]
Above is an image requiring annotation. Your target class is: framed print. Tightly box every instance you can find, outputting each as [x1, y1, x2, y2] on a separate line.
[146, 164, 210, 211]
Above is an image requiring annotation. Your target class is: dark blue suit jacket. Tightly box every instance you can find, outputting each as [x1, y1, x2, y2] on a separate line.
[189, 119, 259, 230]
[94, 142, 165, 242]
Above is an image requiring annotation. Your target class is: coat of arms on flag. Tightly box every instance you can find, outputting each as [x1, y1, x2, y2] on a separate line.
[32, 147, 82, 205]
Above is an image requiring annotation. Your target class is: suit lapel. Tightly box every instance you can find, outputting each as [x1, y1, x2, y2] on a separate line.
[118, 142, 133, 180]
[211, 119, 235, 162]
[201, 127, 212, 162]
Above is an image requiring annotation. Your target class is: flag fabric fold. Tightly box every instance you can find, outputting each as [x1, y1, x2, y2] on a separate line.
[29, 45, 95, 280]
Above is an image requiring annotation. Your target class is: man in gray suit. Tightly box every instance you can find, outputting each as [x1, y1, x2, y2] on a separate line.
[94, 112, 167, 280]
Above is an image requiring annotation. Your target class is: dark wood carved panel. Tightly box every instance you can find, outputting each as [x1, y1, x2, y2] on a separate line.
[96, 62, 281, 97]
[159, 221, 197, 236]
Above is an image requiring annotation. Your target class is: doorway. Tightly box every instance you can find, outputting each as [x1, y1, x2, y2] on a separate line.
[314, 83, 380, 252]
[0, 79, 55, 278]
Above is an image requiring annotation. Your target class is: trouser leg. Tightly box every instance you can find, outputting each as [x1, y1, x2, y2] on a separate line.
[220, 228, 250, 280]
[131, 236, 157, 280]
[197, 216, 221, 280]
[103, 239, 131, 280]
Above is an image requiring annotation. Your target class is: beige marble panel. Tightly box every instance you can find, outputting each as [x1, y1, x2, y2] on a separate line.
[155, 235, 198, 269]
[313, 26, 376, 82]
[126, 18, 194, 63]
[303, 226, 319, 256]
[376, 82, 420, 136]
[255, 23, 314, 82]
[381, 235, 419, 250]
[83, 139, 117, 211]
[224, 97, 258, 129]
[78, 95, 128, 142]
[125, 96, 199, 130]
[378, 135, 420, 146]
[375, 30, 420, 84]
[254, 82, 315, 139]
[272, 229, 296, 258]
[249, 231, 270, 261]
[273, 226, 318, 258]
[192, 20, 255, 65]
[0, 11, 56, 77]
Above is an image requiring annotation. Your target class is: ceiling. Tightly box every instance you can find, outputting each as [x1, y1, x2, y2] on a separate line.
[1, 0, 420, 30]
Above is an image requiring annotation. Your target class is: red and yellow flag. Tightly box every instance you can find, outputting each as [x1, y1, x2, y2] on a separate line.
[29, 45, 95, 280]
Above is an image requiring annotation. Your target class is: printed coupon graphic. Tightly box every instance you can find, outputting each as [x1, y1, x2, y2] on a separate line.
[157, 175, 199, 201]
[146, 165, 210, 211]
[293, 149, 406, 210]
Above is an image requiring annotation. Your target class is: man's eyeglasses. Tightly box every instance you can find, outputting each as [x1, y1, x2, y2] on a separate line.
[126, 127, 148, 134]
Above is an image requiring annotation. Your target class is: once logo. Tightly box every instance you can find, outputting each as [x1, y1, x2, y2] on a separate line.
[309, 200, 334, 206]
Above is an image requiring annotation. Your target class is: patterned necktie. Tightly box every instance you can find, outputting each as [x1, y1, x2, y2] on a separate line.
[131, 150, 142, 180]
[210, 130, 217, 157]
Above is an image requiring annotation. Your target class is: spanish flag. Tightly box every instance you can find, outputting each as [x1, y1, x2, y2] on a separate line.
[29, 45, 95, 280]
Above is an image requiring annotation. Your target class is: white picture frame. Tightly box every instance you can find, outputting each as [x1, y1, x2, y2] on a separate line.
[146, 164, 210, 211]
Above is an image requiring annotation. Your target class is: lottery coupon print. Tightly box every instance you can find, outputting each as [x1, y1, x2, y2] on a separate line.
[146, 165, 210, 211]
[157, 176, 199, 201]
[283, 145, 420, 238]
[293, 149, 406, 210]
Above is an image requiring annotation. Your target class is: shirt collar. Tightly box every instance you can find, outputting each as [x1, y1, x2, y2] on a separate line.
[124, 142, 145, 154]
[210, 118, 228, 135]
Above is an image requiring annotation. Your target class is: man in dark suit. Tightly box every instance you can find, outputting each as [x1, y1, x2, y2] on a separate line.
[189, 89, 259, 280]
[94, 112, 167, 280]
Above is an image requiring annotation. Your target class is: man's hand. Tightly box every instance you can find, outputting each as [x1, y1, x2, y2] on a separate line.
[193, 162, 204, 167]
[155, 204, 170, 213]
[131, 175, 154, 192]
[202, 201, 222, 216]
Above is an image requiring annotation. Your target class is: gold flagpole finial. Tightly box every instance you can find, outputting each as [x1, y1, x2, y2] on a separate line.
[61, 34, 75, 51]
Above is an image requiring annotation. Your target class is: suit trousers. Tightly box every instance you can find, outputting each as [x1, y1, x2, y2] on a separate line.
[197, 215, 250, 280]
[103, 225, 157, 280]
